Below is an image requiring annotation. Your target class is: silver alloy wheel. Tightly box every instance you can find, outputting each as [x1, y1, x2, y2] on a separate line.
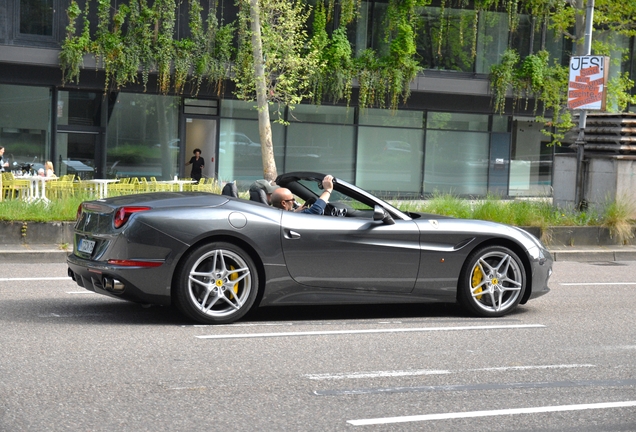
[469, 250, 523, 313]
[187, 248, 253, 318]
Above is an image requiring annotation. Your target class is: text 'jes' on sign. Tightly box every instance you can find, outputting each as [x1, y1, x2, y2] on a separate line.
[568, 56, 609, 111]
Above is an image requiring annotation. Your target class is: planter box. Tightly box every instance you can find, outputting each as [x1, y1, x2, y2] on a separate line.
[0, 221, 75, 245]
[521, 226, 636, 246]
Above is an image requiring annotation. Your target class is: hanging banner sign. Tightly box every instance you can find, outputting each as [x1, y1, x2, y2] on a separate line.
[567, 56, 610, 111]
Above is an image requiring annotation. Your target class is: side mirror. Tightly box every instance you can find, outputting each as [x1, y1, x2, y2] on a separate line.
[373, 205, 395, 225]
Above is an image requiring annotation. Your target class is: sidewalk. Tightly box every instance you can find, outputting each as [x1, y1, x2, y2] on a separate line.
[2, 243, 636, 264]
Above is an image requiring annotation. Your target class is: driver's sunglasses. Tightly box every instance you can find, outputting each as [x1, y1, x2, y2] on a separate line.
[282, 199, 295, 204]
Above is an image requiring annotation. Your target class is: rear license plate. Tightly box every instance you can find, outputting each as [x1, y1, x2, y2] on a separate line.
[78, 239, 96, 254]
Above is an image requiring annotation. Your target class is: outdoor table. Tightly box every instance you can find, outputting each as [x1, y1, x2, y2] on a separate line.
[85, 179, 120, 199]
[157, 179, 196, 192]
[15, 175, 56, 203]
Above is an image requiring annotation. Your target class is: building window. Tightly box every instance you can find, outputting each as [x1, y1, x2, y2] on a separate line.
[0, 84, 51, 170]
[287, 105, 355, 181]
[424, 112, 490, 196]
[508, 117, 553, 197]
[106, 93, 181, 179]
[357, 108, 424, 195]
[19, 0, 54, 36]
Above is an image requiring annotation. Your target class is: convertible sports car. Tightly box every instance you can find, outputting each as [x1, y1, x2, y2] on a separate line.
[67, 172, 552, 324]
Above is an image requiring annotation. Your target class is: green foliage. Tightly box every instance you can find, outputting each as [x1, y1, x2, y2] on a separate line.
[490, 49, 519, 114]
[59, 0, 234, 94]
[0, 194, 94, 222]
[602, 196, 636, 244]
[490, 49, 573, 145]
[59, 0, 91, 84]
[234, 0, 319, 121]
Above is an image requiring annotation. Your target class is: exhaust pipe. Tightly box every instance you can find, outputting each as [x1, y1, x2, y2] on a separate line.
[103, 276, 125, 292]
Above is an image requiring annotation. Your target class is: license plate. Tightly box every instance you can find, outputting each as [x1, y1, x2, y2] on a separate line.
[78, 238, 96, 254]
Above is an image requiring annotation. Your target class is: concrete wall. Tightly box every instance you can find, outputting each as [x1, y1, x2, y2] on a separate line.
[553, 154, 577, 210]
[0, 221, 74, 244]
[554, 154, 636, 218]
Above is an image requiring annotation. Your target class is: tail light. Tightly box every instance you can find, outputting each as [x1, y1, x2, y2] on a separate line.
[113, 206, 151, 229]
[76, 204, 83, 222]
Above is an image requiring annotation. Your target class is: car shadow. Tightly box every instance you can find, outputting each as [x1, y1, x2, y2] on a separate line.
[243, 302, 471, 323]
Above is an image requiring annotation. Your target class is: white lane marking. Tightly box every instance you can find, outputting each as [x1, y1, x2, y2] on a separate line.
[347, 401, 636, 426]
[67, 291, 96, 294]
[193, 323, 295, 328]
[0, 277, 70, 282]
[306, 364, 595, 381]
[560, 282, 636, 286]
[196, 324, 545, 340]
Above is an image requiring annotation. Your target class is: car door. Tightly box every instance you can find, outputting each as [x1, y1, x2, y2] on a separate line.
[280, 211, 420, 293]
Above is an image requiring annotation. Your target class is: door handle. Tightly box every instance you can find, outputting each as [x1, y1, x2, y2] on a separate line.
[284, 229, 301, 239]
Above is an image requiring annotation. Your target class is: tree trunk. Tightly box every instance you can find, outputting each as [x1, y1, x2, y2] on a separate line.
[248, 0, 278, 182]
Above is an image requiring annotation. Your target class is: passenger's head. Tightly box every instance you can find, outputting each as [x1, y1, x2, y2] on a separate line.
[45, 161, 54, 171]
[249, 179, 279, 204]
[271, 188, 295, 210]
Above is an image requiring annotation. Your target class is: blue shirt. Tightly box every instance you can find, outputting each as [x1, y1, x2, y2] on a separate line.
[300, 198, 327, 215]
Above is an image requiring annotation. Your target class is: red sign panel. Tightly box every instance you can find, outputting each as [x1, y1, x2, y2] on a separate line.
[568, 56, 609, 111]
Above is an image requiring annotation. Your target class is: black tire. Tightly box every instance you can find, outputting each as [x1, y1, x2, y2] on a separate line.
[174, 242, 259, 324]
[457, 245, 526, 317]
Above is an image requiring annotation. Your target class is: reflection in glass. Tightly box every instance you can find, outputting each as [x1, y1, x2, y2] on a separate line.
[357, 126, 423, 194]
[218, 119, 284, 182]
[106, 93, 180, 179]
[475, 11, 509, 74]
[509, 119, 553, 196]
[416, 7, 476, 72]
[286, 123, 355, 182]
[0, 84, 50, 170]
[427, 112, 489, 131]
[423, 130, 489, 195]
[359, 108, 423, 128]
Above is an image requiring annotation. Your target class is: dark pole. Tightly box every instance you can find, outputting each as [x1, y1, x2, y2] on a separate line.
[573, 0, 594, 210]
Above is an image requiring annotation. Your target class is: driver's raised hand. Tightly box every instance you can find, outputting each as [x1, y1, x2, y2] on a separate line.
[322, 175, 334, 193]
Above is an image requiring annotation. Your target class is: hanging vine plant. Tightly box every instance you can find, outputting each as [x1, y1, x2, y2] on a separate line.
[490, 48, 573, 144]
[59, 0, 235, 95]
[59, 0, 91, 84]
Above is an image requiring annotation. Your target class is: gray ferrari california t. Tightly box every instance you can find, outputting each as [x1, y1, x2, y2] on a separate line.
[67, 172, 552, 324]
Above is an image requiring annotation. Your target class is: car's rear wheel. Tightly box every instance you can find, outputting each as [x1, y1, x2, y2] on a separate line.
[174, 242, 259, 324]
[457, 245, 526, 317]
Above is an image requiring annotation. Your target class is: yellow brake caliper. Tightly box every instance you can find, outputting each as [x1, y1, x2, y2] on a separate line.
[228, 265, 239, 299]
[472, 265, 483, 300]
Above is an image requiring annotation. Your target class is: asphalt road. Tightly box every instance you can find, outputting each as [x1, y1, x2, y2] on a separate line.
[1, 261, 635, 431]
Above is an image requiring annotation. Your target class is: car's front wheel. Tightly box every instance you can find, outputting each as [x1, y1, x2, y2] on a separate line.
[174, 242, 259, 324]
[458, 245, 526, 317]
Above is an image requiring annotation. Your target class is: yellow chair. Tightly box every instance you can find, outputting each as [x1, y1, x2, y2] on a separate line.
[47, 177, 75, 199]
[2, 173, 29, 200]
[109, 177, 135, 196]
[139, 177, 151, 192]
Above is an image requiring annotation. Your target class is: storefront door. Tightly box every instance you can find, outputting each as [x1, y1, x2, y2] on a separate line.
[184, 117, 217, 180]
